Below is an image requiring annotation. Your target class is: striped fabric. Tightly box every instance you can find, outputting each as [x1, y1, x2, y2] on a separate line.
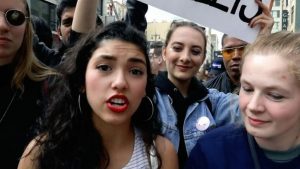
[123, 129, 151, 169]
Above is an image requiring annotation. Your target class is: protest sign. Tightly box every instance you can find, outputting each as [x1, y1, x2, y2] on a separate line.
[139, 0, 270, 43]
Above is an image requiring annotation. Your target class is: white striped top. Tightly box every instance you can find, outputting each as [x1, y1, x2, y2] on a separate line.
[123, 129, 158, 169]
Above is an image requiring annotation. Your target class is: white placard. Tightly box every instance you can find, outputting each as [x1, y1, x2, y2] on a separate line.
[140, 0, 269, 43]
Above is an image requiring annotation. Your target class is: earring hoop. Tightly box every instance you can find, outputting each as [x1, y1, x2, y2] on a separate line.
[78, 93, 83, 114]
[144, 96, 154, 121]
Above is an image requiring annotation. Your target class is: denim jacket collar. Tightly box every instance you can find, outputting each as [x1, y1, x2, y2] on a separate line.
[155, 71, 209, 104]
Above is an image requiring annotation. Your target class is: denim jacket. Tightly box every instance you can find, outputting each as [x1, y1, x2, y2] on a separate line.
[155, 84, 241, 156]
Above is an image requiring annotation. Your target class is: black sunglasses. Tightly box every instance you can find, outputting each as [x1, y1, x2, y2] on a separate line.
[1, 9, 29, 26]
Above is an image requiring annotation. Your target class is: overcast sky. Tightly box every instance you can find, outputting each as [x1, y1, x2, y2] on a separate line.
[146, 5, 182, 22]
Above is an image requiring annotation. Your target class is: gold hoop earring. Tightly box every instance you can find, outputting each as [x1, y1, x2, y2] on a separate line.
[144, 96, 154, 121]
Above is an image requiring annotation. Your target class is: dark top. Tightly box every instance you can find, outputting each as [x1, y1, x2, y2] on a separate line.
[185, 124, 300, 169]
[0, 63, 46, 168]
[204, 72, 239, 94]
[155, 71, 209, 168]
[33, 34, 66, 67]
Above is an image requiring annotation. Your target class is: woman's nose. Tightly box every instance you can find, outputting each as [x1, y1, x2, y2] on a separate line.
[180, 50, 191, 62]
[247, 93, 265, 113]
[0, 14, 9, 31]
[111, 70, 128, 91]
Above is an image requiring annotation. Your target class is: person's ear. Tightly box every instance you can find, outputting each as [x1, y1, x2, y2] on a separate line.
[162, 47, 167, 61]
[57, 26, 62, 40]
[157, 57, 163, 64]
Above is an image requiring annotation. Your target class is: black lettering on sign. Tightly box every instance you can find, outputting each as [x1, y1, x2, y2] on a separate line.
[239, 0, 262, 23]
[193, 0, 262, 23]
[194, 0, 229, 12]
[230, 0, 240, 14]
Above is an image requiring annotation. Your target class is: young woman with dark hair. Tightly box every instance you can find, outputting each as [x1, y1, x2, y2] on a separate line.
[18, 21, 178, 169]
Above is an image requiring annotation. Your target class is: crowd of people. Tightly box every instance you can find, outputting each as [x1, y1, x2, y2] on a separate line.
[1, 0, 300, 168]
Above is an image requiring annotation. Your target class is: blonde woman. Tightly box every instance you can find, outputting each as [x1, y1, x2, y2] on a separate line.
[0, 0, 55, 168]
[186, 31, 300, 169]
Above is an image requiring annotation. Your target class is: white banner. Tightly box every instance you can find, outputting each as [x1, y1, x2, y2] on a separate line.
[140, 0, 269, 43]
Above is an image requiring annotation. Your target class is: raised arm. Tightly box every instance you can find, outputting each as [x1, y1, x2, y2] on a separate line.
[249, 0, 274, 36]
[72, 0, 100, 33]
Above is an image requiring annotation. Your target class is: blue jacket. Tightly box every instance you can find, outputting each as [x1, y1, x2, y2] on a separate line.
[185, 125, 300, 169]
[154, 72, 241, 155]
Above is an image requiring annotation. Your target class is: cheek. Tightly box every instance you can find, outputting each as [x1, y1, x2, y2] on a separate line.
[61, 26, 71, 36]
[271, 105, 300, 122]
[239, 92, 248, 115]
[223, 60, 230, 69]
[135, 79, 147, 97]
[14, 27, 26, 46]
[165, 51, 178, 66]
[194, 55, 205, 67]
[163, 53, 173, 68]
[85, 70, 102, 98]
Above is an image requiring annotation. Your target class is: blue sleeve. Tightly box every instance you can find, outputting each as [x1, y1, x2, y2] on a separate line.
[208, 89, 242, 125]
[124, 0, 148, 32]
[185, 141, 206, 169]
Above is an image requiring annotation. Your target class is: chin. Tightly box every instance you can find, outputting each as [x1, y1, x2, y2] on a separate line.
[245, 123, 265, 138]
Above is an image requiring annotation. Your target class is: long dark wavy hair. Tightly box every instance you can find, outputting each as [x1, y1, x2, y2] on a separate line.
[34, 21, 162, 169]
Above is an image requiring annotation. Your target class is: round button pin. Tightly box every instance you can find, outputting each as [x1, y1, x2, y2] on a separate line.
[196, 116, 210, 131]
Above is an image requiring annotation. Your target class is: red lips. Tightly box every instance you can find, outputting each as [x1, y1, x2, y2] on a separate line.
[106, 94, 129, 113]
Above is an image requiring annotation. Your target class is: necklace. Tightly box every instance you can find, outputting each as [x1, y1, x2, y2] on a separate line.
[0, 91, 17, 124]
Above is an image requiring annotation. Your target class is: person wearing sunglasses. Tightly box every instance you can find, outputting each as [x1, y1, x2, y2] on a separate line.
[0, 0, 57, 168]
[204, 0, 274, 94]
[204, 34, 248, 94]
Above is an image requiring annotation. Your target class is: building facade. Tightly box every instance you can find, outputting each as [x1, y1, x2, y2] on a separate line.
[282, 0, 300, 32]
[146, 21, 171, 43]
[271, 0, 281, 32]
[27, 0, 58, 31]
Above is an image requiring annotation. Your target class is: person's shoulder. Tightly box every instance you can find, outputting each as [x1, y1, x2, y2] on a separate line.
[207, 86, 238, 99]
[187, 124, 248, 169]
[155, 136, 179, 169]
[17, 137, 43, 169]
[198, 124, 245, 144]
[204, 73, 220, 84]
[204, 72, 227, 87]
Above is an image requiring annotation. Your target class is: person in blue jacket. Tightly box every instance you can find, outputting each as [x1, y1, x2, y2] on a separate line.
[154, 20, 241, 168]
[185, 31, 300, 169]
